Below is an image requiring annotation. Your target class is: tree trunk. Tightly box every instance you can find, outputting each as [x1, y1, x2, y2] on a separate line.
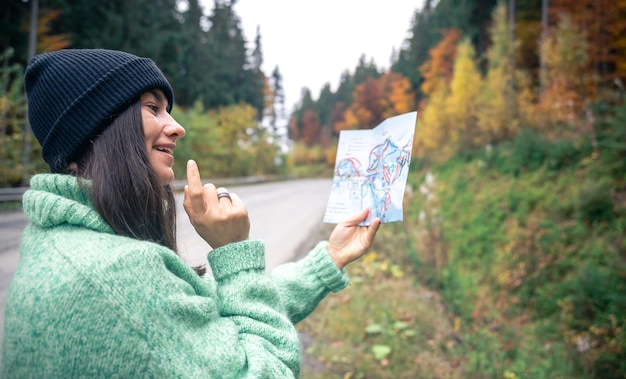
[22, 0, 38, 183]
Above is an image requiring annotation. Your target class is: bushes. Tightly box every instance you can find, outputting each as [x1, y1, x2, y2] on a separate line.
[594, 103, 626, 180]
[487, 129, 590, 175]
[404, 105, 626, 377]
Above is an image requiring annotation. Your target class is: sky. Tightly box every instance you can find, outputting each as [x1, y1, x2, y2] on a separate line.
[201, 0, 424, 116]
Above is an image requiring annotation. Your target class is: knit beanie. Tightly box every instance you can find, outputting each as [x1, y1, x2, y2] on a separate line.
[25, 49, 174, 173]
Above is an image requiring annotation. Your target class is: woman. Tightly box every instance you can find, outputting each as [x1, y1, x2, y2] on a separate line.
[1, 49, 380, 378]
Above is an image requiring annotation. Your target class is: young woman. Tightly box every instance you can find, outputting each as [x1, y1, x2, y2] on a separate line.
[1, 49, 380, 378]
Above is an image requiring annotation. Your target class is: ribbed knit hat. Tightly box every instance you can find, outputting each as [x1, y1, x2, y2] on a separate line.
[25, 49, 174, 173]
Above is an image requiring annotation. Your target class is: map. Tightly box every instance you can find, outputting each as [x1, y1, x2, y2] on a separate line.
[323, 111, 417, 226]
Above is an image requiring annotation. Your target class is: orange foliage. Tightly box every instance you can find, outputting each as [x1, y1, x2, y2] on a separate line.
[350, 76, 383, 129]
[334, 107, 359, 133]
[301, 109, 321, 146]
[551, 0, 626, 82]
[419, 29, 462, 98]
[379, 72, 416, 119]
[611, 0, 626, 78]
[32, 9, 71, 52]
[335, 73, 416, 132]
[539, 14, 591, 127]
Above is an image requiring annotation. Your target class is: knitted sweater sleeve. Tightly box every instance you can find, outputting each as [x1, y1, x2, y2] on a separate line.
[269, 241, 350, 324]
[107, 239, 301, 378]
[205, 240, 301, 377]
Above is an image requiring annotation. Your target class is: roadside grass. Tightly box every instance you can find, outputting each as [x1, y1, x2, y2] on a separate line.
[288, 162, 334, 179]
[0, 201, 21, 212]
[297, 224, 465, 379]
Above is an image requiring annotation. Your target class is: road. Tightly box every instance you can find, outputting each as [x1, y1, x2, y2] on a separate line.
[0, 178, 333, 358]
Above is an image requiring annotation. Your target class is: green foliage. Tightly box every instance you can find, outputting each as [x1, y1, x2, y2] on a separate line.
[485, 129, 592, 176]
[593, 103, 626, 180]
[0, 49, 47, 186]
[411, 103, 626, 378]
[172, 102, 281, 179]
[576, 177, 615, 225]
[298, 245, 463, 379]
[3, 0, 266, 117]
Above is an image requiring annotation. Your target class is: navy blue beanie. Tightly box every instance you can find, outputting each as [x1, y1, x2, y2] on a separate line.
[25, 49, 174, 173]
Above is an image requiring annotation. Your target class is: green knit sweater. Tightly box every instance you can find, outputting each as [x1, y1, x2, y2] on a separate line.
[1, 174, 349, 378]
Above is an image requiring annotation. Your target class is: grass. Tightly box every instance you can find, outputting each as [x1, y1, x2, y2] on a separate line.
[0, 201, 22, 212]
[297, 224, 465, 379]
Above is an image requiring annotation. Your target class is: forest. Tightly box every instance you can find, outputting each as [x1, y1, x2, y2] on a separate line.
[1, 0, 625, 377]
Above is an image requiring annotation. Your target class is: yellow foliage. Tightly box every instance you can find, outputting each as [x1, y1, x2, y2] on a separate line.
[478, 3, 519, 143]
[448, 39, 483, 149]
[325, 146, 337, 167]
[414, 85, 451, 160]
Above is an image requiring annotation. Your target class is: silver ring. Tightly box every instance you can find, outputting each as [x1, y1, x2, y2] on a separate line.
[217, 192, 231, 200]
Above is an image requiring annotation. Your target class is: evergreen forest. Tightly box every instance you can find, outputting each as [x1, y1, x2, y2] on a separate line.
[1, 0, 625, 377]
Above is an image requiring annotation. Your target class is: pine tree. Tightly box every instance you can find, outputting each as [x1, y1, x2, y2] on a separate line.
[268, 66, 285, 135]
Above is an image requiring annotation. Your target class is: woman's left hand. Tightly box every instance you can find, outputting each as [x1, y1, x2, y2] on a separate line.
[327, 209, 381, 270]
[183, 160, 250, 249]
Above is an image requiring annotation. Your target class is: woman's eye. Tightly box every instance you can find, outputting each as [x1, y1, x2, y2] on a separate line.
[148, 105, 159, 113]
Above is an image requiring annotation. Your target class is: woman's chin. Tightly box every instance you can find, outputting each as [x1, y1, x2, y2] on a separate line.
[156, 169, 175, 186]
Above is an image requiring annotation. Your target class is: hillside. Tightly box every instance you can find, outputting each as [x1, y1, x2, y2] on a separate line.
[298, 104, 626, 378]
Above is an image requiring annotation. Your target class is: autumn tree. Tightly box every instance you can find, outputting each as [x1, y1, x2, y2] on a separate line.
[447, 38, 483, 150]
[419, 29, 462, 100]
[301, 109, 321, 147]
[611, 0, 626, 81]
[170, 101, 218, 178]
[478, 3, 519, 143]
[35, 9, 71, 52]
[539, 13, 590, 130]
[414, 29, 463, 159]
[379, 72, 416, 119]
[414, 83, 451, 159]
[345, 76, 384, 130]
[551, 0, 625, 84]
[333, 106, 360, 133]
[211, 103, 266, 177]
[334, 73, 415, 133]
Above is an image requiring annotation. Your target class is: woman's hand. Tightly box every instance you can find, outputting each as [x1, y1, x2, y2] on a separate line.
[327, 209, 381, 270]
[183, 160, 250, 249]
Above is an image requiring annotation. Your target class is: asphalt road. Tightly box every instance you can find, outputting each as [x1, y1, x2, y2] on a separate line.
[0, 178, 334, 358]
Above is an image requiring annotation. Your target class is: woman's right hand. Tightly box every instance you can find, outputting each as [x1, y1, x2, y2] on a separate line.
[183, 160, 250, 249]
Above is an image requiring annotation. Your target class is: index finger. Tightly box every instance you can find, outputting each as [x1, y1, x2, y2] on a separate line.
[185, 160, 207, 212]
[186, 160, 203, 190]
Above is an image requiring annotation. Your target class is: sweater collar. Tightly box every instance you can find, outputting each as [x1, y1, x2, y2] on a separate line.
[23, 174, 113, 233]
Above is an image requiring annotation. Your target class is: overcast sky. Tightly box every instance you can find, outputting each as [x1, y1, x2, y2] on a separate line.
[201, 0, 423, 116]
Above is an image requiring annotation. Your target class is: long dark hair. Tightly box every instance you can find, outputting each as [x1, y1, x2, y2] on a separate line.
[72, 101, 205, 275]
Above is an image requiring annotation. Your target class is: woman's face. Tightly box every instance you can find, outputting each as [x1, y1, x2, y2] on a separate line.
[140, 89, 185, 185]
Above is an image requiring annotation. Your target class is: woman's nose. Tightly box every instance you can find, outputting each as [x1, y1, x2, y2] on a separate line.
[165, 114, 186, 138]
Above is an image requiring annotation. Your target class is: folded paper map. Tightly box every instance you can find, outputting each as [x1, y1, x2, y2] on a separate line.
[323, 111, 417, 226]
